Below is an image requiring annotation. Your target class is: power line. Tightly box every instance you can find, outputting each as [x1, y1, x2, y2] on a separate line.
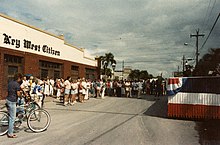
[201, 0, 212, 31]
[203, 0, 217, 31]
[200, 12, 220, 51]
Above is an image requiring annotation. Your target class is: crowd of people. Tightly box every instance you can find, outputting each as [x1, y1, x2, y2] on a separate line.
[21, 76, 168, 106]
[11, 75, 168, 109]
[13, 75, 109, 107]
[5, 73, 167, 138]
[15, 76, 167, 108]
[104, 79, 167, 99]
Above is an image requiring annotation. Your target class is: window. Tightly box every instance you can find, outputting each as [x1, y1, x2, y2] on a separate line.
[4, 55, 23, 83]
[86, 68, 95, 73]
[85, 68, 95, 80]
[41, 69, 48, 79]
[4, 54, 22, 64]
[71, 65, 79, 71]
[39, 60, 62, 79]
[54, 70, 60, 79]
[40, 60, 61, 69]
[8, 66, 18, 83]
[71, 65, 79, 80]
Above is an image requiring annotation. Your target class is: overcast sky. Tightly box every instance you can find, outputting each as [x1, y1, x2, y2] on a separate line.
[0, 0, 220, 77]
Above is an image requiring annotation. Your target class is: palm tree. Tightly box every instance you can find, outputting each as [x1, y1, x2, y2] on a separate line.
[100, 52, 116, 76]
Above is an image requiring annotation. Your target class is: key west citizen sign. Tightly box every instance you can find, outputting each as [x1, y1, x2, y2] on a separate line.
[2, 33, 61, 56]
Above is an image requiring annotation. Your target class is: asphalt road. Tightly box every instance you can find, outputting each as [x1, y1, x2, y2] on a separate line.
[0, 95, 219, 145]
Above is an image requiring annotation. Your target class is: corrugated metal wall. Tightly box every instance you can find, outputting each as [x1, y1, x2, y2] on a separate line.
[180, 77, 220, 94]
[168, 104, 220, 119]
[168, 77, 220, 119]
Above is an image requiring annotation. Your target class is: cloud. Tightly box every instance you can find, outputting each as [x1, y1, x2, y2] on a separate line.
[0, 0, 219, 77]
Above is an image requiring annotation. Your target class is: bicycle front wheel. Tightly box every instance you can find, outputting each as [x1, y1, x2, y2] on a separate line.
[27, 109, 51, 133]
[0, 111, 9, 136]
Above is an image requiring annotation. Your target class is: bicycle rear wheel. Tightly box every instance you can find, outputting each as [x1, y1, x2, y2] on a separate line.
[0, 111, 9, 136]
[27, 109, 51, 133]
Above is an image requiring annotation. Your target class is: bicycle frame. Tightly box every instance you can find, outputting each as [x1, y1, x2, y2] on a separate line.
[0, 100, 40, 134]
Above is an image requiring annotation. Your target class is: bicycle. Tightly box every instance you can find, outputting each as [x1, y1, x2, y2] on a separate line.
[0, 99, 51, 136]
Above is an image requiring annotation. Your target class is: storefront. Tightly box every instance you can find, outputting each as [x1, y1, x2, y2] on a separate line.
[0, 13, 98, 100]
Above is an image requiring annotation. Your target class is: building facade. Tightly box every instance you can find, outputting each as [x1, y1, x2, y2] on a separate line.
[0, 13, 98, 100]
[114, 67, 132, 80]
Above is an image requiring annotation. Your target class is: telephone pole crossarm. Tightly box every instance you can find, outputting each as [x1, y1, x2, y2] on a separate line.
[190, 29, 205, 66]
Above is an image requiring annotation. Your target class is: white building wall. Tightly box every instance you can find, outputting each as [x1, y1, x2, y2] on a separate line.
[0, 13, 97, 67]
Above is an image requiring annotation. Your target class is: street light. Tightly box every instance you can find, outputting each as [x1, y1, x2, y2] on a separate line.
[184, 43, 196, 54]
[184, 43, 189, 46]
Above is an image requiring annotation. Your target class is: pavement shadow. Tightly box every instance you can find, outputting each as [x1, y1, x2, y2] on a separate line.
[195, 120, 220, 145]
[143, 95, 168, 118]
[107, 94, 158, 102]
[108, 94, 168, 118]
[140, 94, 164, 102]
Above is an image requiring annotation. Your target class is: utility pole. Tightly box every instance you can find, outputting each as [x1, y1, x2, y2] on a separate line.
[122, 60, 124, 72]
[182, 55, 185, 73]
[190, 29, 205, 66]
[122, 60, 124, 80]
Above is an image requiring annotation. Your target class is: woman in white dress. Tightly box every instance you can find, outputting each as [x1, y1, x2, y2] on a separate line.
[84, 79, 91, 100]
[43, 77, 50, 97]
